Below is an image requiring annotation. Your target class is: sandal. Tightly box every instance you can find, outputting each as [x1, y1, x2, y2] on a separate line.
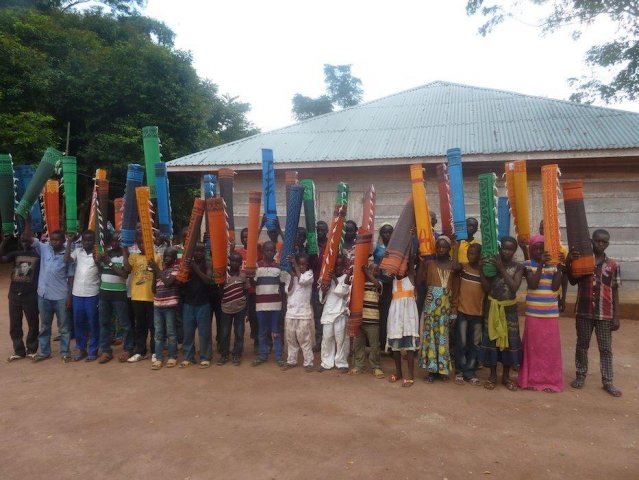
[165, 358, 177, 368]
[484, 380, 497, 390]
[179, 360, 194, 368]
[252, 358, 266, 367]
[98, 353, 112, 364]
[603, 385, 622, 397]
[571, 376, 586, 389]
[349, 368, 363, 375]
[424, 373, 435, 384]
[467, 377, 482, 386]
[151, 360, 162, 370]
[402, 379, 415, 388]
[389, 373, 402, 383]
[503, 379, 518, 391]
[118, 352, 132, 363]
[373, 368, 385, 379]
[454, 374, 465, 385]
[199, 360, 211, 369]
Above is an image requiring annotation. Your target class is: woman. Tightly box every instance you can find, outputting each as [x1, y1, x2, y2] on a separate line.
[418, 236, 458, 382]
[518, 235, 564, 392]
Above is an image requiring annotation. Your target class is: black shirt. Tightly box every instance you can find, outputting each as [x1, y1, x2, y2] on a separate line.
[182, 260, 212, 305]
[7, 250, 40, 295]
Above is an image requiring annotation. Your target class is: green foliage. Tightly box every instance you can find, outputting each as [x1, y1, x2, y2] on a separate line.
[291, 64, 363, 121]
[0, 6, 257, 228]
[466, 1, 639, 102]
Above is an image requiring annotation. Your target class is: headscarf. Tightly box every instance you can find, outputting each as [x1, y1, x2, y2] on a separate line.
[437, 235, 452, 246]
[529, 234, 544, 248]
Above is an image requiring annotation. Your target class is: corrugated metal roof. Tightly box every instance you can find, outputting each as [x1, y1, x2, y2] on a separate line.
[167, 81, 639, 169]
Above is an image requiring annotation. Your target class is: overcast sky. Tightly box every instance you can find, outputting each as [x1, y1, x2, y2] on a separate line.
[143, 0, 637, 132]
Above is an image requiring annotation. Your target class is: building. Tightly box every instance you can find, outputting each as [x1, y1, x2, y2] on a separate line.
[167, 81, 639, 292]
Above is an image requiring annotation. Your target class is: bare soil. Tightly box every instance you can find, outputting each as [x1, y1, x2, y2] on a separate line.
[0, 264, 637, 480]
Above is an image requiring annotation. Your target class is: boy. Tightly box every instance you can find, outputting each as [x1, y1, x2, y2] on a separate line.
[22, 220, 73, 362]
[567, 229, 622, 397]
[97, 231, 132, 363]
[181, 243, 214, 368]
[236, 227, 260, 352]
[283, 253, 315, 372]
[150, 247, 180, 369]
[219, 252, 250, 366]
[311, 220, 328, 351]
[458, 217, 481, 264]
[126, 231, 159, 363]
[351, 262, 384, 378]
[452, 242, 485, 385]
[319, 255, 352, 373]
[252, 241, 289, 367]
[64, 230, 100, 362]
[0, 234, 40, 361]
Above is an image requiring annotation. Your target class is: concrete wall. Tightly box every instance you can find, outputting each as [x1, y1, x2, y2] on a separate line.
[185, 159, 639, 292]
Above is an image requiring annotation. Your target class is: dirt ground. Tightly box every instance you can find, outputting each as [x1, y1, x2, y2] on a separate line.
[0, 265, 637, 480]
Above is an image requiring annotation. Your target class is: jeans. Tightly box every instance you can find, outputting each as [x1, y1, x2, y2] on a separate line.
[154, 306, 178, 361]
[182, 303, 212, 362]
[132, 300, 154, 356]
[247, 292, 258, 346]
[455, 312, 483, 379]
[9, 291, 39, 356]
[73, 295, 99, 357]
[311, 289, 323, 347]
[37, 296, 70, 357]
[257, 310, 283, 361]
[99, 297, 133, 355]
[219, 307, 246, 358]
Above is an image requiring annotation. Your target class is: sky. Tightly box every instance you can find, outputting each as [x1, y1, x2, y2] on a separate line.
[143, 0, 637, 133]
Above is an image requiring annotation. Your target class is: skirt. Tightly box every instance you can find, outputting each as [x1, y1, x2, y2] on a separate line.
[517, 315, 564, 392]
[418, 286, 453, 375]
[479, 304, 522, 367]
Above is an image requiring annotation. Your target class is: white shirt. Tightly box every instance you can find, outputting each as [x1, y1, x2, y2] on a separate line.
[70, 248, 100, 297]
[286, 270, 314, 319]
[320, 274, 351, 324]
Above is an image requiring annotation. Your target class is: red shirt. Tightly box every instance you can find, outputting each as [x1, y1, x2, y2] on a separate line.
[575, 256, 621, 321]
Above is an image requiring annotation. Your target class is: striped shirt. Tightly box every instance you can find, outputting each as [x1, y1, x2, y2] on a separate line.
[255, 260, 289, 311]
[457, 265, 485, 316]
[363, 281, 381, 323]
[154, 263, 180, 308]
[100, 254, 127, 292]
[524, 260, 559, 318]
[222, 273, 247, 314]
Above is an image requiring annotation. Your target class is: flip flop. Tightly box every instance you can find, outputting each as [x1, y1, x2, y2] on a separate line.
[402, 379, 415, 388]
[484, 380, 496, 390]
[389, 373, 402, 383]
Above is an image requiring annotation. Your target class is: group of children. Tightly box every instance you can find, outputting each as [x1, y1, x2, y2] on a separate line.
[4, 212, 623, 397]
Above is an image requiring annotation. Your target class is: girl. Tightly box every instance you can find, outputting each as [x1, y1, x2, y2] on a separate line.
[479, 236, 524, 391]
[418, 236, 458, 382]
[386, 257, 420, 387]
[374, 223, 393, 350]
[518, 235, 564, 392]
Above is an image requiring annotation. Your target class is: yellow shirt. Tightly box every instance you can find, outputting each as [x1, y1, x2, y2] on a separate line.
[458, 239, 481, 264]
[128, 253, 162, 302]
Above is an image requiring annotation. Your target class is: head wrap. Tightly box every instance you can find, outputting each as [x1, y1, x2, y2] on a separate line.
[529, 234, 544, 248]
[438, 235, 452, 246]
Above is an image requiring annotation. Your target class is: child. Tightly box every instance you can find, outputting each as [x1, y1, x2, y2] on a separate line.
[518, 235, 564, 393]
[386, 259, 420, 387]
[235, 227, 260, 353]
[452, 243, 485, 385]
[351, 262, 385, 378]
[96, 231, 132, 364]
[252, 241, 288, 366]
[64, 230, 101, 362]
[126, 231, 160, 363]
[0, 234, 40, 361]
[150, 247, 180, 369]
[219, 252, 250, 366]
[567, 229, 622, 397]
[181, 243, 214, 368]
[479, 236, 524, 391]
[319, 254, 351, 372]
[418, 236, 458, 382]
[283, 253, 315, 372]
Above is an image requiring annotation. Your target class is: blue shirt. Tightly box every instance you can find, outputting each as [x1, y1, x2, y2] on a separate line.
[32, 238, 72, 301]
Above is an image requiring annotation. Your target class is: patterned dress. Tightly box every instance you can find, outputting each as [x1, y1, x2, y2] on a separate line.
[418, 260, 457, 375]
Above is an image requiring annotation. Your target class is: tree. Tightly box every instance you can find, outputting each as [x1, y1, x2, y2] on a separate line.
[465, 1, 639, 103]
[1, 0, 146, 15]
[291, 64, 363, 121]
[0, 6, 257, 227]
